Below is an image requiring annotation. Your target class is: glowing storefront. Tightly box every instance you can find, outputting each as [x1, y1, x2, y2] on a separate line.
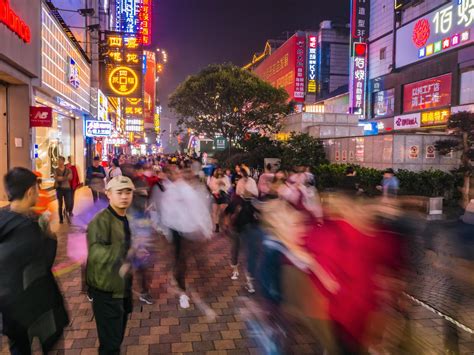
[34, 2, 91, 182]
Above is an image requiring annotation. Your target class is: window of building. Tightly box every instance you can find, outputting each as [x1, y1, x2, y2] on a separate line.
[380, 47, 386, 60]
[460, 69, 474, 105]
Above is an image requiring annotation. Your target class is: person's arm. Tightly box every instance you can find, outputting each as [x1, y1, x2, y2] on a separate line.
[66, 168, 73, 181]
[86, 167, 93, 180]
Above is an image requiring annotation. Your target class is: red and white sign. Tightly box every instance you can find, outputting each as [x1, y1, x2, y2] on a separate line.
[138, 0, 152, 46]
[0, 0, 31, 43]
[351, 0, 370, 39]
[394, 113, 421, 130]
[403, 73, 452, 113]
[349, 42, 368, 115]
[254, 34, 306, 102]
[426, 145, 436, 159]
[29, 107, 53, 128]
[294, 36, 306, 101]
[409, 145, 419, 159]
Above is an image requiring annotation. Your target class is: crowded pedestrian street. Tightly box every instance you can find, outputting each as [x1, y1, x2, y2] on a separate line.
[2, 0, 474, 353]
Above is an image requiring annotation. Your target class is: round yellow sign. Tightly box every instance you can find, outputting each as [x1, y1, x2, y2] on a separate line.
[108, 66, 139, 96]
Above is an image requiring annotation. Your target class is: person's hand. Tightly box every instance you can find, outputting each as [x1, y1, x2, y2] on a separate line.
[119, 263, 131, 278]
[376, 185, 382, 191]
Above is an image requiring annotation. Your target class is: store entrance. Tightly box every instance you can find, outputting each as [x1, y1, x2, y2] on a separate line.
[0, 85, 9, 201]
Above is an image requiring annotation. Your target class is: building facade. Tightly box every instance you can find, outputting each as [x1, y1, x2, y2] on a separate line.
[0, 0, 42, 200]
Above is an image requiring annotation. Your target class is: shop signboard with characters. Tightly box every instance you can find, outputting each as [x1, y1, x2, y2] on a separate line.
[396, 0, 474, 68]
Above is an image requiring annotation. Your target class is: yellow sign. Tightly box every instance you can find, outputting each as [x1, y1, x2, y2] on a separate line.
[421, 109, 450, 127]
[108, 66, 139, 96]
[108, 36, 123, 47]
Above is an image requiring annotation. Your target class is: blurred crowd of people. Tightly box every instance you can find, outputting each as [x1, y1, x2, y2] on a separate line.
[1, 153, 474, 354]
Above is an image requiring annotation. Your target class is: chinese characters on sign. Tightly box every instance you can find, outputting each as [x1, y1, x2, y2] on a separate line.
[403, 74, 452, 113]
[139, 0, 152, 46]
[116, 0, 140, 33]
[125, 118, 144, 132]
[420, 108, 450, 127]
[351, 0, 370, 39]
[307, 35, 317, 94]
[85, 121, 113, 137]
[396, 0, 474, 68]
[394, 113, 421, 130]
[373, 88, 395, 118]
[349, 42, 368, 115]
[100, 32, 143, 98]
[294, 36, 306, 101]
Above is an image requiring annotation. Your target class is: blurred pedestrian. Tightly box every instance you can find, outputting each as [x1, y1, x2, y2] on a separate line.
[377, 168, 399, 197]
[54, 156, 73, 224]
[86, 157, 106, 204]
[66, 156, 81, 216]
[208, 168, 231, 233]
[86, 176, 135, 355]
[0, 167, 69, 354]
[106, 158, 122, 183]
[258, 163, 275, 199]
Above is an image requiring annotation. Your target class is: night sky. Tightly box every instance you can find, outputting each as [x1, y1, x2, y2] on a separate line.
[152, 0, 349, 116]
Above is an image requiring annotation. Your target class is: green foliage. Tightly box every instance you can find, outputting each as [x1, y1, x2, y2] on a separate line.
[169, 64, 290, 144]
[280, 133, 328, 169]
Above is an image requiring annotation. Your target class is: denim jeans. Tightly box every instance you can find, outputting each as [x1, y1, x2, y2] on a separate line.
[231, 224, 263, 278]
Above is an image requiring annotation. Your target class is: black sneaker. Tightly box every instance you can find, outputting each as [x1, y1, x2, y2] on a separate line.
[139, 293, 154, 305]
[59, 220, 64, 224]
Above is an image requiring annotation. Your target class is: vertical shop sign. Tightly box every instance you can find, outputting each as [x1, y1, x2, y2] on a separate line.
[307, 35, 317, 93]
[294, 36, 306, 101]
[351, 0, 370, 40]
[349, 42, 368, 115]
[115, 0, 140, 33]
[139, 0, 152, 45]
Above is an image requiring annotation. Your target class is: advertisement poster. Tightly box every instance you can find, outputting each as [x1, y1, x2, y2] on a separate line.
[403, 74, 452, 113]
[409, 145, 419, 159]
[253, 34, 305, 102]
[395, 0, 474, 68]
[394, 113, 421, 130]
[335, 150, 340, 162]
[342, 150, 347, 162]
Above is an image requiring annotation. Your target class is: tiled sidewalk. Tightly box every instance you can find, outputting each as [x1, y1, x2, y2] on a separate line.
[1, 189, 474, 354]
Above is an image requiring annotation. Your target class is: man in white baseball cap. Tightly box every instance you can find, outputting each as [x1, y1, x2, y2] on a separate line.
[86, 176, 135, 354]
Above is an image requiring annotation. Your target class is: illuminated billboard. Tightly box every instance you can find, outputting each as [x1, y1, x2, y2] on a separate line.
[253, 34, 306, 102]
[395, 0, 474, 68]
[100, 32, 143, 98]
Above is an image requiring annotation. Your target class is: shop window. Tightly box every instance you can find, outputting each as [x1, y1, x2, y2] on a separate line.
[460, 70, 474, 105]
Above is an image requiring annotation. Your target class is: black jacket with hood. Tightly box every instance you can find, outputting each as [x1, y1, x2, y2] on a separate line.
[0, 208, 69, 345]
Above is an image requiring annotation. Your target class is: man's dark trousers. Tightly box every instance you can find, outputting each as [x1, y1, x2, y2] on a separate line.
[90, 288, 132, 355]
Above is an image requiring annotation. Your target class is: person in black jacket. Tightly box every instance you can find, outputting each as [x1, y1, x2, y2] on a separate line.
[0, 167, 69, 354]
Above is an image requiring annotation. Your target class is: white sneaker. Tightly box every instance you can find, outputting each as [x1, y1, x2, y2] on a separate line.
[246, 277, 255, 294]
[179, 294, 190, 309]
[231, 270, 239, 280]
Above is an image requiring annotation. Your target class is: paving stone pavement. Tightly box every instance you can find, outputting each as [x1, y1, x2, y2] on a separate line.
[1, 189, 474, 354]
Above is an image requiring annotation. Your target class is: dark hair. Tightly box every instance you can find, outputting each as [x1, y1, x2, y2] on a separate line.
[345, 166, 354, 175]
[4, 167, 38, 202]
[93, 156, 100, 161]
[384, 168, 395, 175]
[58, 156, 66, 162]
[112, 158, 120, 168]
[266, 163, 272, 171]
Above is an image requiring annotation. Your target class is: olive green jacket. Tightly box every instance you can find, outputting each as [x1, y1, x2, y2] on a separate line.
[86, 208, 130, 298]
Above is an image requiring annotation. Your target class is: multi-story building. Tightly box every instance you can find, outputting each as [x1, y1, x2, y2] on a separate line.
[246, 21, 361, 139]
[0, 0, 42, 200]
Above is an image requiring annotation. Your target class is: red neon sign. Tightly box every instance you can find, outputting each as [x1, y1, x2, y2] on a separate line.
[139, 0, 152, 46]
[0, 0, 31, 43]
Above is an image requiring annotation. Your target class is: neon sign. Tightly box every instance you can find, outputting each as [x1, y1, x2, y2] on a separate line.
[108, 66, 139, 96]
[307, 35, 317, 94]
[139, 0, 152, 45]
[0, 0, 31, 43]
[68, 57, 80, 89]
[349, 42, 368, 115]
[396, 0, 474, 68]
[115, 0, 140, 33]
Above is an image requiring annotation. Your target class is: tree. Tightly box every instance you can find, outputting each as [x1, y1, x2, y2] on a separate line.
[281, 133, 328, 170]
[435, 111, 474, 205]
[169, 64, 291, 147]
